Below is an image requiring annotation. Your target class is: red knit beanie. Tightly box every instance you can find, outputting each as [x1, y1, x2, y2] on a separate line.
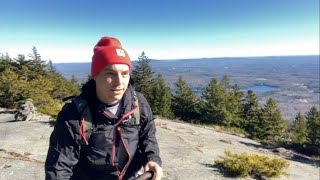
[91, 36, 131, 78]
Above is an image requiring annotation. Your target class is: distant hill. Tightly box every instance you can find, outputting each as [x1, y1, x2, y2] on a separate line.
[54, 55, 320, 121]
[55, 55, 319, 91]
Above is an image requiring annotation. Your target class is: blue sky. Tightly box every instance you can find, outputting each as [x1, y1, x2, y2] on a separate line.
[0, 0, 319, 63]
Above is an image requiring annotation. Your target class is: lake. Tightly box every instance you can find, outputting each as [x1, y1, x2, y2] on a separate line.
[248, 85, 278, 92]
[174, 85, 279, 95]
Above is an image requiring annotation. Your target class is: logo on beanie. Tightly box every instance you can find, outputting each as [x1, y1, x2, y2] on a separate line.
[116, 49, 126, 57]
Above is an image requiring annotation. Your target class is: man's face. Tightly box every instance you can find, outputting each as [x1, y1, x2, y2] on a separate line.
[94, 64, 130, 104]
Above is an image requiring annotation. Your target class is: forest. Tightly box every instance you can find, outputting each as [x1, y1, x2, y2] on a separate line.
[54, 55, 319, 122]
[0, 49, 319, 156]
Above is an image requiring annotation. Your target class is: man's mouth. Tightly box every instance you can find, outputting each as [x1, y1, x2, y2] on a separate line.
[112, 89, 123, 93]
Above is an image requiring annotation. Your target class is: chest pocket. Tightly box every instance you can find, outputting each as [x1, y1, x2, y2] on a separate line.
[84, 125, 114, 167]
[117, 124, 141, 163]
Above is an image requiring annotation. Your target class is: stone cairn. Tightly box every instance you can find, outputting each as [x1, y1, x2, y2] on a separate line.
[15, 99, 37, 121]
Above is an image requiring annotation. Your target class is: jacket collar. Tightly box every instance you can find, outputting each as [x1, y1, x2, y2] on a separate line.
[80, 78, 136, 116]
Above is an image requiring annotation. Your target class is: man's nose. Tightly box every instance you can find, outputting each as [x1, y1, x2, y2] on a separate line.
[114, 73, 122, 84]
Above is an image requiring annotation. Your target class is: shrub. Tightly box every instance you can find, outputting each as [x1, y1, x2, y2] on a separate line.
[214, 149, 289, 178]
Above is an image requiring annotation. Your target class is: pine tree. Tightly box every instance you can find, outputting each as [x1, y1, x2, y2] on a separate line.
[0, 68, 27, 107]
[49, 74, 78, 100]
[259, 98, 287, 143]
[306, 106, 320, 148]
[226, 84, 244, 128]
[27, 46, 47, 77]
[131, 52, 154, 102]
[27, 75, 62, 116]
[0, 53, 13, 72]
[200, 78, 231, 125]
[46, 59, 56, 73]
[172, 76, 199, 121]
[28, 46, 42, 61]
[242, 90, 262, 138]
[149, 73, 173, 118]
[291, 112, 308, 145]
[0, 50, 80, 119]
[68, 75, 80, 96]
[14, 55, 33, 81]
[220, 74, 231, 91]
[14, 54, 28, 66]
[200, 75, 243, 127]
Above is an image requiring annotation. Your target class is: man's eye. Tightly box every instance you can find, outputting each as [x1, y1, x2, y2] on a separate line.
[105, 72, 114, 76]
[122, 73, 129, 77]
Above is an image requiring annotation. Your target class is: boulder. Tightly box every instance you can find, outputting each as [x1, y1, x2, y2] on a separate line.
[15, 99, 37, 121]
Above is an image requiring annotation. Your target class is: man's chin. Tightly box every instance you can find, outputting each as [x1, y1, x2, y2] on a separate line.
[107, 90, 125, 102]
[105, 95, 123, 104]
[112, 93, 124, 100]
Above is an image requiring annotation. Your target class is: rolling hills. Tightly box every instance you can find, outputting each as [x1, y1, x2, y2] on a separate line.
[54, 55, 320, 122]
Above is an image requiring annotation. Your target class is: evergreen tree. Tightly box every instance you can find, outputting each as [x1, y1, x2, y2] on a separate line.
[242, 90, 262, 138]
[0, 68, 27, 107]
[28, 46, 42, 61]
[149, 73, 173, 118]
[0, 50, 80, 118]
[200, 75, 246, 127]
[14, 54, 28, 66]
[226, 84, 244, 128]
[220, 74, 231, 91]
[131, 52, 154, 102]
[0, 53, 12, 72]
[291, 112, 308, 145]
[18, 65, 31, 81]
[69, 75, 80, 94]
[46, 59, 56, 73]
[27, 46, 47, 77]
[46, 63, 79, 100]
[13, 55, 34, 81]
[306, 106, 320, 148]
[25, 75, 62, 117]
[200, 78, 231, 125]
[49, 74, 79, 100]
[215, 75, 245, 127]
[172, 76, 199, 121]
[259, 98, 287, 143]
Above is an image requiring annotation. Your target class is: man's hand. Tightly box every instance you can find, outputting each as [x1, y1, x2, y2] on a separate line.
[144, 161, 163, 180]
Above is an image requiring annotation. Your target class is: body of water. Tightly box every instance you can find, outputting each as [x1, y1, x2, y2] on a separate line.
[248, 85, 278, 92]
[172, 85, 279, 95]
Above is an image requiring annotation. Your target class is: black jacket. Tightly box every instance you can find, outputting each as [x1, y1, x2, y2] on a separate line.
[45, 79, 161, 180]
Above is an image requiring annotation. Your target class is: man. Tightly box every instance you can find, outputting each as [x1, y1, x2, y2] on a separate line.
[45, 36, 163, 180]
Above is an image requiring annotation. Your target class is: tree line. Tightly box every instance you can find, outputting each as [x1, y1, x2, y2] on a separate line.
[132, 52, 320, 156]
[1, 50, 318, 155]
[0, 47, 80, 117]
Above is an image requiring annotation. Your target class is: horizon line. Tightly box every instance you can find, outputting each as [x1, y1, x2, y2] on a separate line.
[52, 54, 320, 64]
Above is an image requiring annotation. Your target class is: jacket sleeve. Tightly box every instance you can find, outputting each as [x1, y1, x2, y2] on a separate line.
[137, 93, 162, 167]
[45, 103, 82, 180]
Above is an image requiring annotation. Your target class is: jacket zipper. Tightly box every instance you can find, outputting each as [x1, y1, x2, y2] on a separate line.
[111, 106, 140, 180]
[103, 111, 115, 119]
[117, 106, 139, 123]
[117, 127, 132, 180]
[79, 115, 88, 145]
